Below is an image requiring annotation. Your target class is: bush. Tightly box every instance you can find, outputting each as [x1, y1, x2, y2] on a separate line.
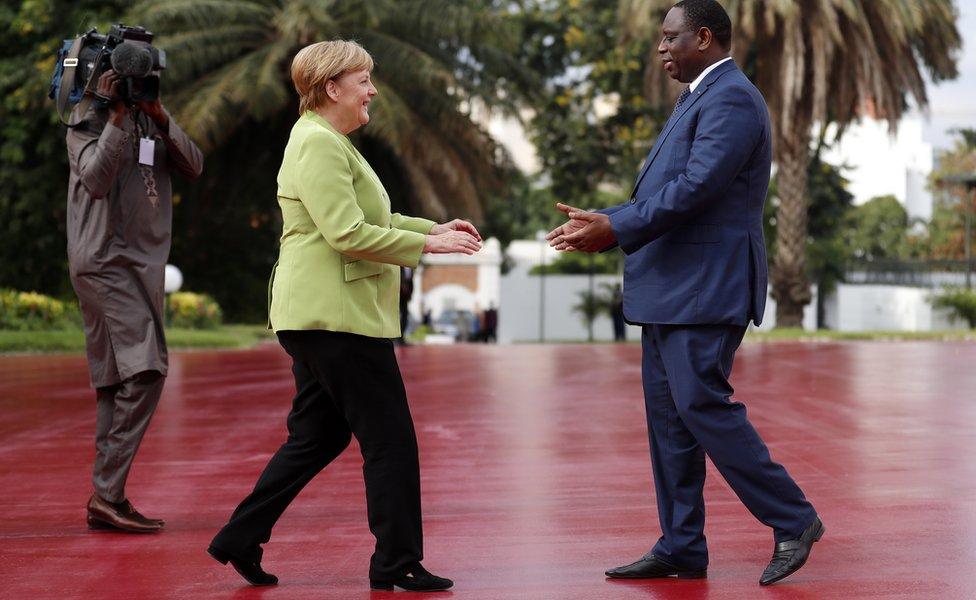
[0, 289, 81, 331]
[166, 292, 223, 329]
[530, 249, 622, 275]
[932, 287, 976, 328]
[572, 283, 616, 327]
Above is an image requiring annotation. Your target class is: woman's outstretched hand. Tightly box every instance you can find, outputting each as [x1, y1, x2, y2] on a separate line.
[423, 230, 482, 255]
[429, 219, 482, 241]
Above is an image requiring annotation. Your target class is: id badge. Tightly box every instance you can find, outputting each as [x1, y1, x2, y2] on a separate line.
[139, 137, 155, 166]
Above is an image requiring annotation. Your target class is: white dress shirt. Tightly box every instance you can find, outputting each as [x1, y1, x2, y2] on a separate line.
[690, 56, 733, 92]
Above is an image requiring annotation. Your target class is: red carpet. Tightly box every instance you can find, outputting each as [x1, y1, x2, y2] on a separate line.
[1, 340, 974, 599]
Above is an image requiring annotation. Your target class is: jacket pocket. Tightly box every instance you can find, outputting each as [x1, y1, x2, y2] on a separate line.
[344, 259, 384, 282]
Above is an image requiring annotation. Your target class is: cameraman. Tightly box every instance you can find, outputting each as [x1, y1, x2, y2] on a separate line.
[65, 67, 203, 533]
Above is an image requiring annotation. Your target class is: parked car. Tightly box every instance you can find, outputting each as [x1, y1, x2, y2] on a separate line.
[433, 309, 475, 341]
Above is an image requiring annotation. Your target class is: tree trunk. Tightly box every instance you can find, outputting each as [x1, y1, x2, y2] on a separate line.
[771, 136, 813, 328]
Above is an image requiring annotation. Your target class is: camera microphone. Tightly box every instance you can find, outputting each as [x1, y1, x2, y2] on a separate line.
[110, 42, 154, 78]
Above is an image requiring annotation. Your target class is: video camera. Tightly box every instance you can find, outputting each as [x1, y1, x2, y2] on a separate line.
[75, 24, 167, 103]
[50, 24, 167, 126]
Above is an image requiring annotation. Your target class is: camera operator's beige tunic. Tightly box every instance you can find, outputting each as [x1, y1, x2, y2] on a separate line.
[65, 106, 203, 388]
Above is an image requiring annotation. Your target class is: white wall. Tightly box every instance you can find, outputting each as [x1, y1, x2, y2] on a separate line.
[752, 286, 819, 332]
[430, 237, 969, 341]
[498, 271, 640, 343]
[500, 274, 822, 342]
[822, 284, 966, 332]
[409, 238, 503, 322]
[497, 276, 967, 341]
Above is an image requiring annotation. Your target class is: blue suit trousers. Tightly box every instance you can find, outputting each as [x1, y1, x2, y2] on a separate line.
[641, 324, 817, 569]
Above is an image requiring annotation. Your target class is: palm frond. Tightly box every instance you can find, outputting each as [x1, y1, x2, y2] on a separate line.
[622, 0, 961, 149]
[132, 0, 528, 218]
[132, 0, 275, 30]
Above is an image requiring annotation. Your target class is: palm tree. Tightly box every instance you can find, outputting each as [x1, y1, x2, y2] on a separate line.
[573, 282, 617, 336]
[130, 0, 535, 222]
[619, 0, 960, 326]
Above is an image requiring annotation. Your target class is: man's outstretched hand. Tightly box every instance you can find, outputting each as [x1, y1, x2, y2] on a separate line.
[546, 203, 616, 252]
[545, 203, 586, 251]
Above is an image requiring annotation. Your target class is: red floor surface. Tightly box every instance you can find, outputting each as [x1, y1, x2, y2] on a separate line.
[1, 340, 975, 599]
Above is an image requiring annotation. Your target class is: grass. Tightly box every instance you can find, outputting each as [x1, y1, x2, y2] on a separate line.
[745, 328, 976, 342]
[515, 328, 976, 344]
[0, 324, 274, 354]
[2, 326, 973, 353]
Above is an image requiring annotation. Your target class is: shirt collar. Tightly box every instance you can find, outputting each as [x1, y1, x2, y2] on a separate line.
[689, 56, 733, 92]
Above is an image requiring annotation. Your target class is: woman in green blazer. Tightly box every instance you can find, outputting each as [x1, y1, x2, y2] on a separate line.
[209, 40, 480, 592]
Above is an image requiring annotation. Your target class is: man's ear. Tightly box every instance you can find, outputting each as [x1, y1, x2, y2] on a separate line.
[697, 27, 713, 51]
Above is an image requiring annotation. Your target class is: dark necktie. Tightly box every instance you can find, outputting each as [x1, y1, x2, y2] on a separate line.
[671, 86, 691, 118]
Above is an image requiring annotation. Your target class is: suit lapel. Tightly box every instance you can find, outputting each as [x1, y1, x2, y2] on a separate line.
[306, 111, 393, 211]
[629, 60, 738, 198]
[629, 94, 704, 196]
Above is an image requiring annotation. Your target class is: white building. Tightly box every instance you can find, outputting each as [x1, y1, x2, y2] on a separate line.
[409, 238, 503, 322]
[819, 117, 935, 220]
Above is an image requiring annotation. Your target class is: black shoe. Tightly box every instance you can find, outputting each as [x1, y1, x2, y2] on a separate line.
[369, 563, 453, 591]
[207, 546, 278, 586]
[605, 554, 706, 579]
[759, 517, 825, 586]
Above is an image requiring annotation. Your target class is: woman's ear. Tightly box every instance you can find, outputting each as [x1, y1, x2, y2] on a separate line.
[326, 79, 340, 102]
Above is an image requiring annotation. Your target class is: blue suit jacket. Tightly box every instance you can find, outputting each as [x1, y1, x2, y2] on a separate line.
[604, 60, 770, 326]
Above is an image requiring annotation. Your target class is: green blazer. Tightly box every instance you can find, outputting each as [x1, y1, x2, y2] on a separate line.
[269, 111, 434, 337]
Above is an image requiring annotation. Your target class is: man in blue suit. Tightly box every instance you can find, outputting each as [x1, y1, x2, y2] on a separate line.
[547, 0, 822, 586]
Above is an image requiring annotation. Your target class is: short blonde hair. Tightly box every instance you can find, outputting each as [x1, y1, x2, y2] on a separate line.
[291, 40, 374, 114]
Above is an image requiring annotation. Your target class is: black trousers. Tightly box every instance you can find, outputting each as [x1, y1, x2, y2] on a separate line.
[210, 330, 423, 580]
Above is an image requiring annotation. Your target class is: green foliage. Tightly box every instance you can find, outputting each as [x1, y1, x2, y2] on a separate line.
[951, 128, 976, 151]
[134, 0, 533, 222]
[0, 1, 128, 298]
[0, 324, 273, 354]
[0, 1, 537, 323]
[406, 324, 433, 344]
[620, 0, 960, 326]
[932, 287, 976, 329]
[484, 179, 625, 248]
[166, 111, 291, 322]
[166, 291, 222, 329]
[516, 0, 665, 203]
[744, 328, 975, 342]
[928, 129, 976, 260]
[521, 185, 624, 276]
[842, 195, 912, 261]
[131, 0, 537, 321]
[530, 250, 621, 275]
[571, 282, 616, 327]
[0, 288, 80, 331]
[764, 154, 854, 295]
[923, 196, 970, 260]
[482, 179, 560, 247]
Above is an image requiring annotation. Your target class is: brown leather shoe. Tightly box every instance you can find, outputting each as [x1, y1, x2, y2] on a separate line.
[118, 499, 165, 527]
[87, 494, 163, 533]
